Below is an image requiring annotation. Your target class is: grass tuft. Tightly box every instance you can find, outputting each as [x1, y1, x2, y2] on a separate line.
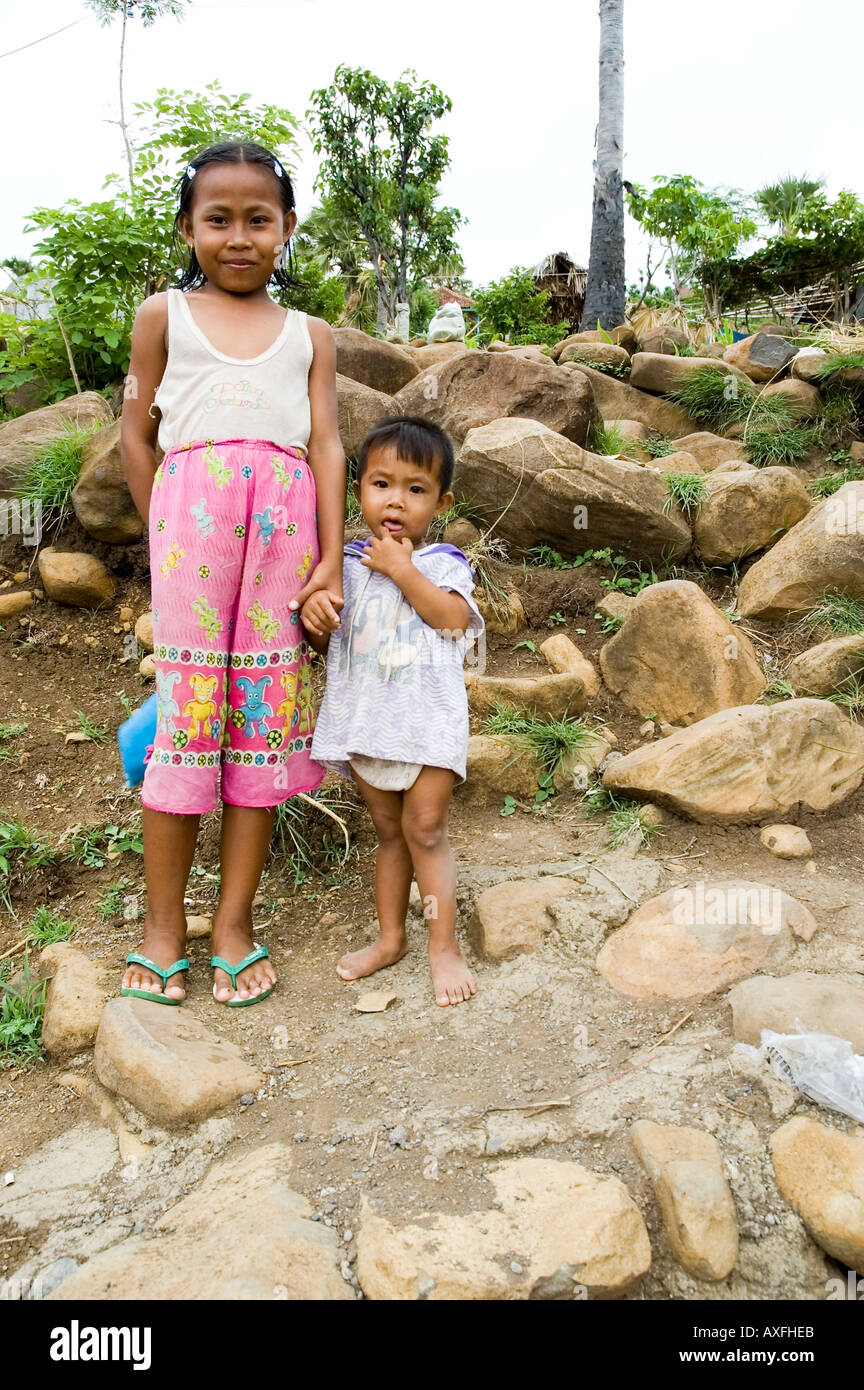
[583, 784, 662, 849]
[803, 593, 864, 636]
[663, 472, 709, 518]
[482, 705, 595, 774]
[643, 433, 675, 458]
[27, 905, 77, 948]
[13, 424, 97, 531]
[0, 956, 46, 1068]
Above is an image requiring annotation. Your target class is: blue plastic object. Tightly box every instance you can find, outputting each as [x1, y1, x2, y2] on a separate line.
[117, 692, 158, 788]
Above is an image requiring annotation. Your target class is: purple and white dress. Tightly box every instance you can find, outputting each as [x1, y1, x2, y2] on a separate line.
[311, 540, 485, 784]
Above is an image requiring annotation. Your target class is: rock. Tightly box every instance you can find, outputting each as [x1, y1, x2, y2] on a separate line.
[134, 611, 154, 651]
[474, 587, 524, 635]
[50, 1145, 353, 1300]
[94, 997, 263, 1126]
[608, 324, 640, 354]
[630, 353, 750, 397]
[539, 634, 600, 696]
[770, 1117, 864, 1274]
[442, 518, 480, 549]
[640, 325, 692, 355]
[456, 418, 691, 563]
[596, 592, 636, 622]
[785, 635, 864, 695]
[598, 581, 766, 724]
[408, 342, 470, 371]
[470, 877, 579, 959]
[509, 345, 554, 367]
[185, 913, 212, 939]
[722, 333, 797, 383]
[791, 348, 829, 384]
[333, 327, 418, 395]
[37, 549, 116, 609]
[760, 378, 822, 421]
[466, 670, 589, 718]
[462, 734, 543, 803]
[639, 448, 702, 475]
[336, 374, 398, 460]
[558, 342, 630, 371]
[0, 591, 33, 619]
[39, 944, 105, 1057]
[630, 1120, 738, 1281]
[698, 342, 727, 358]
[728, 972, 864, 1050]
[737, 482, 864, 620]
[551, 730, 614, 794]
[596, 880, 817, 1000]
[849, 442, 864, 462]
[395, 350, 598, 447]
[545, 850, 664, 964]
[139, 654, 156, 678]
[0, 392, 113, 492]
[602, 698, 864, 824]
[759, 824, 812, 858]
[71, 421, 143, 544]
[693, 466, 811, 566]
[560, 362, 695, 436]
[356, 1157, 651, 1299]
[668, 432, 746, 471]
[604, 417, 650, 461]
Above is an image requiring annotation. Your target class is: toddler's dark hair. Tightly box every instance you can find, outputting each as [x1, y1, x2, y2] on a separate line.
[174, 140, 297, 291]
[357, 416, 455, 494]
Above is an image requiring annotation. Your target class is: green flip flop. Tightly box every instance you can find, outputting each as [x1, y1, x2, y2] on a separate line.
[211, 944, 274, 1008]
[122, 952, 189, 1005]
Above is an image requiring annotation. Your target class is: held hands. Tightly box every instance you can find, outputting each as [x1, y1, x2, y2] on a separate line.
[360, 532, 414, 581]
[299, 588, 343, 639]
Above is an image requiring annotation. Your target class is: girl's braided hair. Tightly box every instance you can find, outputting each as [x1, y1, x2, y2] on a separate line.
[174, 139, 297, 291]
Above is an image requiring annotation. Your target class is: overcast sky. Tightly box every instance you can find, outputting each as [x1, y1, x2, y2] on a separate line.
[2, 0, 861, 291]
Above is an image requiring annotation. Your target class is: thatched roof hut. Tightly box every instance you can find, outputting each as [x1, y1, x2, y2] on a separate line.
[532, 253, 587, 328]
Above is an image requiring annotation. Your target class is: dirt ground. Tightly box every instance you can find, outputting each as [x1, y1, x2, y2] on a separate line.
[1, 527, 862, 1299]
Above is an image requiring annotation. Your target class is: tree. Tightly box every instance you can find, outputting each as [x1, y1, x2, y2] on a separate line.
[307, 65, 463, 334]
[626, 175, 756, 322]
[472, 268, 569, 347]
[582, 0, 626, 331]
[85, 1, 188, 190]
[755, 173, 825, 237]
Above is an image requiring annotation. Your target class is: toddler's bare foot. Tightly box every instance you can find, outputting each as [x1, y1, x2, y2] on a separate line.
[429, 940, 476, 1006]
[336, 934, 408, 981]
[211, 912, 276, 1004]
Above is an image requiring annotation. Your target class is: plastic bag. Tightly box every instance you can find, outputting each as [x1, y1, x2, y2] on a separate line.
[737, 1025, 864, 1124]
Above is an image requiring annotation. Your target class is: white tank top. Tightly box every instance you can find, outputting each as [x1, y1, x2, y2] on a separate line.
[153, 288, 313, 453]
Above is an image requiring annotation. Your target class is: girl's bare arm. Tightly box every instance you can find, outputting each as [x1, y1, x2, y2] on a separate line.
[293, 317, 346, 606]
[121, 294, 169, 522]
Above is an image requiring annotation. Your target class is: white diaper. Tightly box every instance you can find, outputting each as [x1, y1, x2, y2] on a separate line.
[349, 754, 422, 791]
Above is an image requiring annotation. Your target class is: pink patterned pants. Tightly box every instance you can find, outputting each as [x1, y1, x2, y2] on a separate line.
[142, 438, 323, 814]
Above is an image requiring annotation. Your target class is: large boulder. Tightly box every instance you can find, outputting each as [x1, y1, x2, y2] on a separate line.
[37, 549, 116, 608]
[597, 881, 817, 1000]
[336, 373, 398, 460]
[630, 1121, 738, 1281]
[760, 378, 822, 421]
[599, 580, 766, 724]
[395, 350, 598, 446]
[356, 1157, 651, 1299]
[736, 481, 864, 619]
[770, 1117, 864, 1275]
[727, 973, 864, 1050]
[668, 432, 746, 471]
[462, 734, 546, 803]
[470, 877, 579, 959]
[71, 421, 143, 544]
[0, 392, 113, 492]
[790, 348, 829, 384]
[407, 341, 468, 371]
[560, 362, 695, 436]
[785, 635, 864, 695]
[629, 353, 750, 397]
[640, 325, 691, 355]
[558, 342, 630, 371]
[722, 333, 797, 383]
[94, 997, 263, 1125]
[602, 698, 864, 824]
[50, 1146, 353, 1300]
[466, 670, 589, 718]
[693, 466, 811, 566]
[455, 417, 691, 562]
[333, 327, 418, 395]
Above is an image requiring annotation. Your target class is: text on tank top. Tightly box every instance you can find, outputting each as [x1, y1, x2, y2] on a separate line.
[153, 288, 313, 453]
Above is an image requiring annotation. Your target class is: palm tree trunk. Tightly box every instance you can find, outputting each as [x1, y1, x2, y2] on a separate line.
[119, 5, 135, 191]
[582, 0, 625, 331]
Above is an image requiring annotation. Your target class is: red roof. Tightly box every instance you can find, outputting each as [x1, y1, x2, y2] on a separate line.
[437, 287, 474, 308]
